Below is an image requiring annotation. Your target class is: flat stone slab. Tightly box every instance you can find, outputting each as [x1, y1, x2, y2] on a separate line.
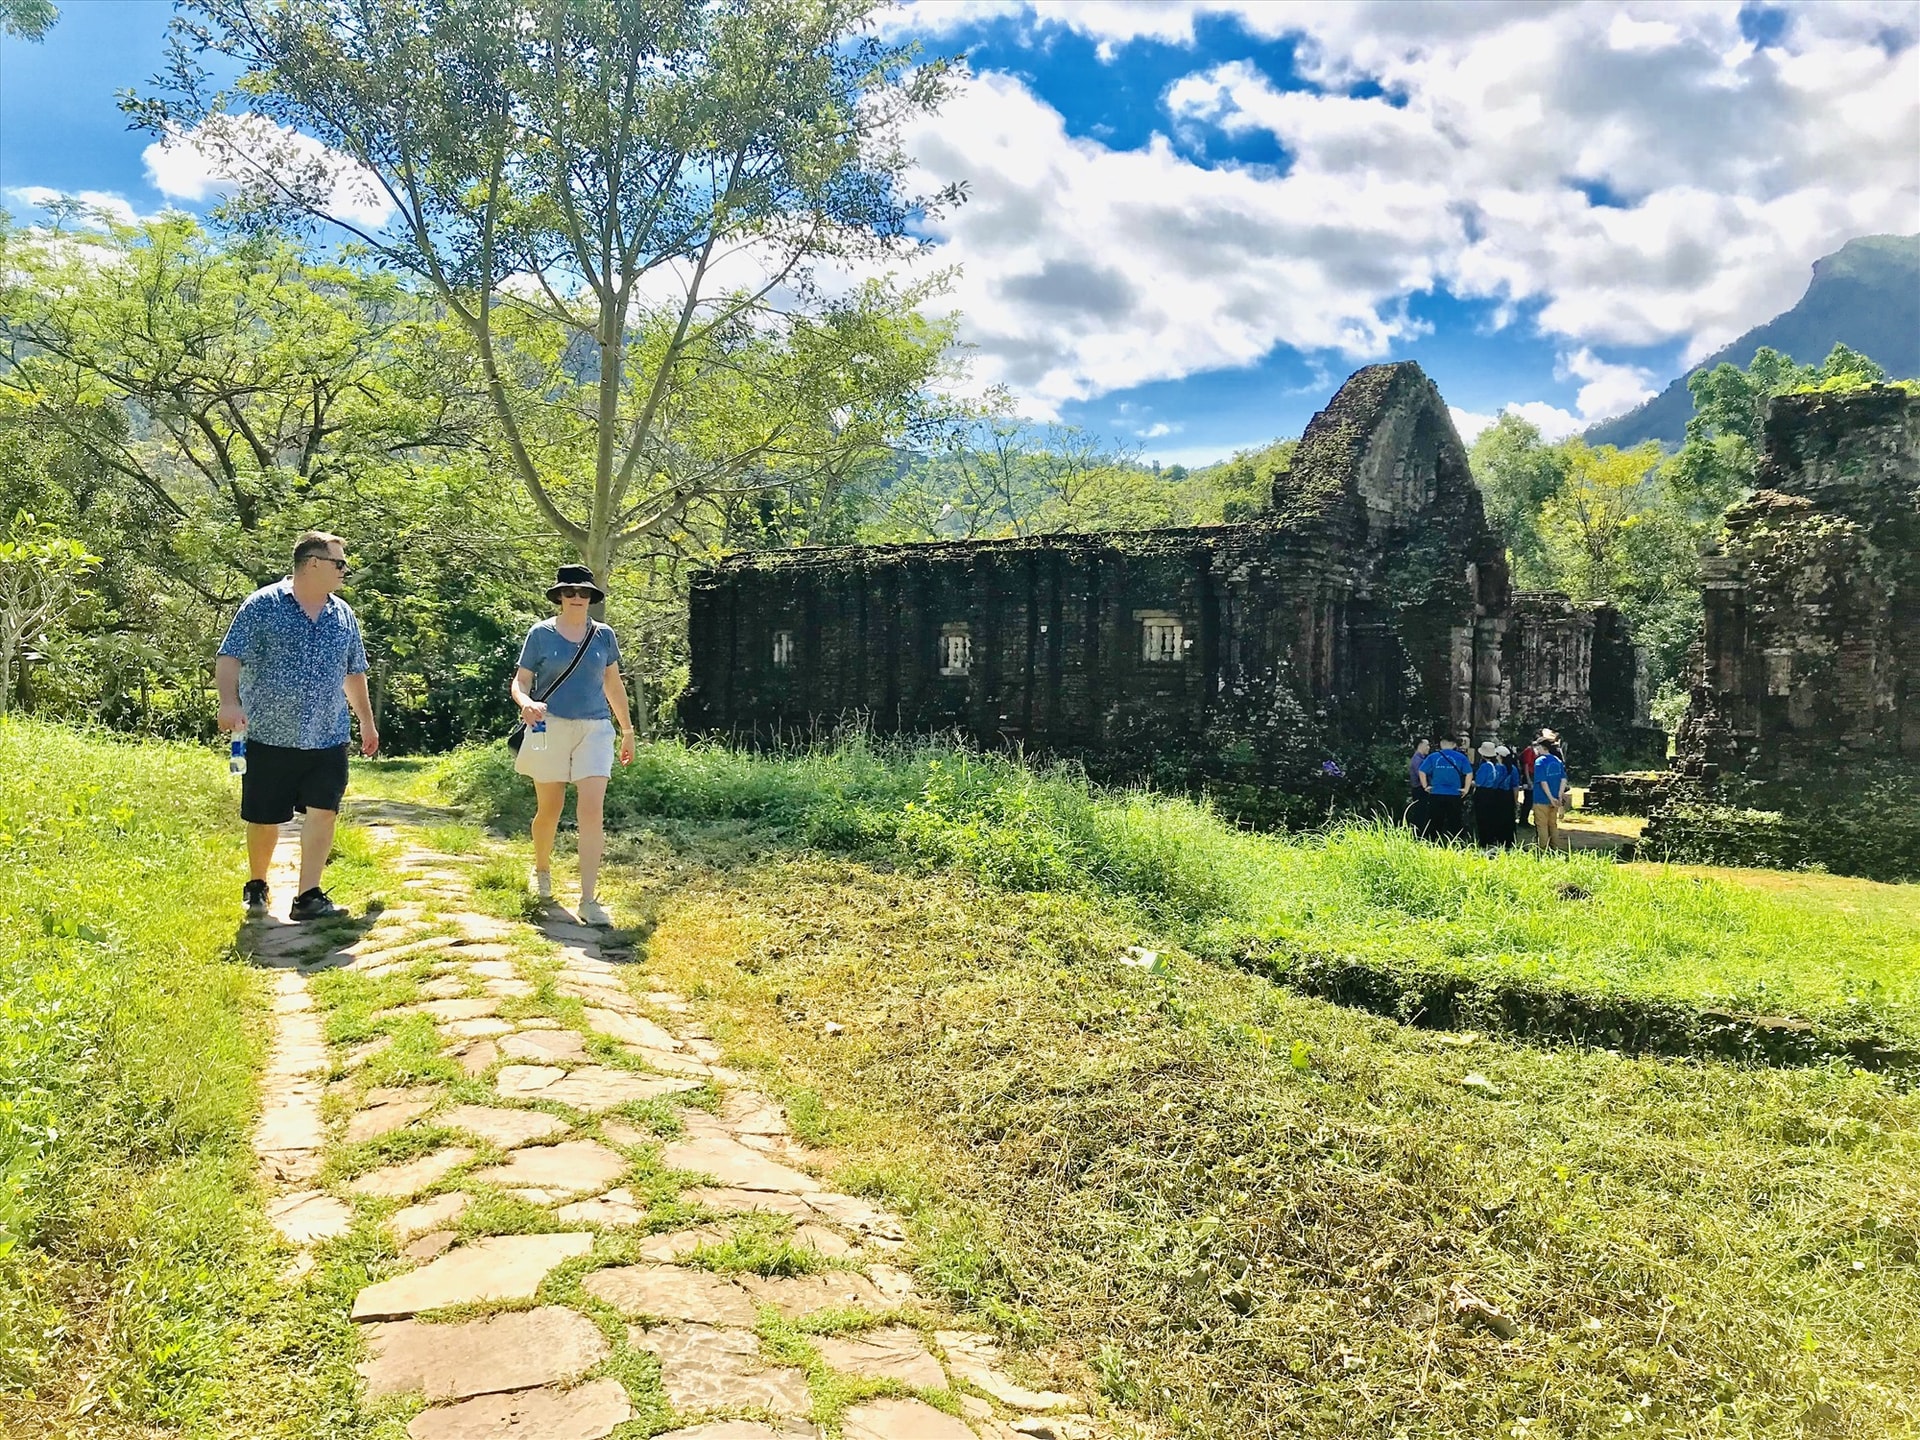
[557, 982, 637, 1010]
[627, 1046, 713, 1077]
[499, 1030, 587, 1062]
[439, 1018, 515, 1039]
[457, 1040, 499, 1077]
[684, 1187, 814, 1220]
[941, 1334, 1078, 1411]
[650, 1422, 819, 1440]
[843, 1398, 974, 1440]
[661, 1136, 819, 1194]
[496, 1064, 566, 1095]
[484, 978, 536, 998]
[467, 1140, 627, 1195]
[437, 1104, 570, 1149]
[348, 1147, 476, 1199]
[580, 1263, 760, 1326]
[406, 1377, 633, 1440]
[634, 1323, 811, 1416]
[388, 1191, 472, 1239]
[350, 1232, 592, 1320]
[420, 976, 471, 999]
[347, 1100, 434, 1144]
[556, 1193, 646, 1227]
[449, 913, 518, 941]
[793, 1224, 857, 1258]
[266, 1190, 353, 1245]
[542, 1067, 701, 1113]
[582, 1008, 680, 1051]
[720, 1094, 789, 1136]
[463, 960, 520, 980]
[359, 1305, 610, 1400]
[738, 1271, 891, 1318]
[813, 1327, 944, 1388]
[422, 998, 500, 1021]
[598, 1119, 656, 1149]
[805, 1192, 907, 1241]
[638, 1226, 726, 1262]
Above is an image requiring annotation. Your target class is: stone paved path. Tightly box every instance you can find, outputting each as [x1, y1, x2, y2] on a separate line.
[245, 807, 1109, 1440]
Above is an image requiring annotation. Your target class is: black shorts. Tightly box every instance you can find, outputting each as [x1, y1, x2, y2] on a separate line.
[240, 741, 350, 824]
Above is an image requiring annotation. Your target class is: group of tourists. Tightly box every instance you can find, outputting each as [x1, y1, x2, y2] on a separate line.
[216, 532, 634, 923]
[1408, 730, 1571, 852]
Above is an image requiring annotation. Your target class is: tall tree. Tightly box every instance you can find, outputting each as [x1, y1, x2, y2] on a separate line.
[1468, 412, 1567, 584]
[133, 0, 959, 582]
[0, 0, 57, 40]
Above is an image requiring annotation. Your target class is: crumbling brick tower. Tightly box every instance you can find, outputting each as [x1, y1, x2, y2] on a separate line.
[682, 362, 1650, 820]
[1646, 384, 1920, 879]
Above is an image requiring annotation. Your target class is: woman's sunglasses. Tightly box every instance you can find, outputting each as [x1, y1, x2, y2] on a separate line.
[555, 586, 594, 598]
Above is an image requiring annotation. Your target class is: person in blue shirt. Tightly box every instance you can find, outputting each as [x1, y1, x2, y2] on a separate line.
[1419, 736, 1474, 841]
[509, 564, 637, 927]
[216, 530, 380, 921]
[1407, 737, 1432, 833]
[1471, 741, 1515, 850]
[1530, 739, 1570, 851]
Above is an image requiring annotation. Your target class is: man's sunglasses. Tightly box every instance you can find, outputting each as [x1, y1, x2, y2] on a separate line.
[307, 555, 348, 572]
[555, 586, 594, 598]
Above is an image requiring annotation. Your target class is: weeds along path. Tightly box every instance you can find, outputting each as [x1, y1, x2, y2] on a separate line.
[245, 802, 1108, 1440]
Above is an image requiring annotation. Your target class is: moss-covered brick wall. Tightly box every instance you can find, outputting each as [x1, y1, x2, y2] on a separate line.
[1651, 385, 1920, 879]
[683, 363, 1650, 816]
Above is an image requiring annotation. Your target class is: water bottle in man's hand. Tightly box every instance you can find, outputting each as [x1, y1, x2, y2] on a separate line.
[527, 718, 548, 753]
[229, 729, 247, 779]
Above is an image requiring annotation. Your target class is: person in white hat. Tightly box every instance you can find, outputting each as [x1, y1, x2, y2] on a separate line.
[509, 564, 636, 925]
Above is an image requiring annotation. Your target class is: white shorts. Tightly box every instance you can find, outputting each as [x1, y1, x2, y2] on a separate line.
[515, 716, 615, 784]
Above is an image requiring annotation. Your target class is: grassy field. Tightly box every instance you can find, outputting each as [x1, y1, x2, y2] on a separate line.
[424, 742, 1920, 1440]
[438, 738, 1920, 1056]
[0, 720, 395, 1439]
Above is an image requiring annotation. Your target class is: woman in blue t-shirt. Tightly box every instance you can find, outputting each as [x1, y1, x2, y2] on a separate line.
[508, 564, 637, 925]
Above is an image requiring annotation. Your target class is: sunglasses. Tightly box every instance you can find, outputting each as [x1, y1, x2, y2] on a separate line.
[555, 586, 594, 598]
[308, 555, 348, 572]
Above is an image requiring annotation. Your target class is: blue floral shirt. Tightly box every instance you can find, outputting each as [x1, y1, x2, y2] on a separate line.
[217, 580, 368, 748]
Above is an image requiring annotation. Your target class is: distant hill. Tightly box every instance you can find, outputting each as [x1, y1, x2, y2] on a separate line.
[1585, 233, 1920, 449]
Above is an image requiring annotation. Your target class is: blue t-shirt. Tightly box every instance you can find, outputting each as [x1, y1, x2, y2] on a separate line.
[1421, 749, 1472, 796]
[517, 619, 621, 720]
[217, 580, 368, 749]
[1474, 760, 1508, 791]
[1531, 752, 1568, 805]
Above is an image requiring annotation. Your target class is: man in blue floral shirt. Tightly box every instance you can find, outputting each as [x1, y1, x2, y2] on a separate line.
[216, 530, 380, 920]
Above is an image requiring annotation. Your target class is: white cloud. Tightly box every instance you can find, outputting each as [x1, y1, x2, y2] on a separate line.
[1563, 348, 1657, 421]
[1502, 401, 1586, 443]
[1139, 421, 1176, 438]
[880, 2, 1919, 415]
[1449, 407, 1498, 445]
[143, 118, 397, 230]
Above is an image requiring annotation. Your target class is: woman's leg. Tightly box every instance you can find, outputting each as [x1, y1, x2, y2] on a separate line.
[531, 781, 567, 875]
[574, 775, 609, 901]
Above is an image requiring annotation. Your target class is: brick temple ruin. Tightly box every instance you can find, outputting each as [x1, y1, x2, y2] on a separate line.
[1643, 384, 1920, 879]
[683, 362, 1656, 816]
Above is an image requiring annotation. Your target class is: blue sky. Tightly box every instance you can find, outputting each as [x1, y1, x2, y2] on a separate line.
[5, 1, 1918, 466]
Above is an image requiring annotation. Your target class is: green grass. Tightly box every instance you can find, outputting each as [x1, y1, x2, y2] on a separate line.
[0, 720, 400, 1437]
[622, 836, 1920, 1440]
[435, 737, 1920, 1052]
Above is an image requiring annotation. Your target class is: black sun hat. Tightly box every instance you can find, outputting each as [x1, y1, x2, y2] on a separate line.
[545, 563, 607, 604]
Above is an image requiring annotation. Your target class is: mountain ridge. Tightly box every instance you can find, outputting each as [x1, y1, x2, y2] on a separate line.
[1584, 233, 1920, 449]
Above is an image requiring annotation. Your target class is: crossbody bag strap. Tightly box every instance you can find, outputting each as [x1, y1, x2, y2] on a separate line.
[536, 622, 599, 704]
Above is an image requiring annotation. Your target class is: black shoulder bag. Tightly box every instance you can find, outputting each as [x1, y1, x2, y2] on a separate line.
[506, 623, 599, 753]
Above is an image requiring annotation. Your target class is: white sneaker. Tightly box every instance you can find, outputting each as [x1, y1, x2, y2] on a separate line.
[531, 870, 552, 900]
[578, 897, 612, 927]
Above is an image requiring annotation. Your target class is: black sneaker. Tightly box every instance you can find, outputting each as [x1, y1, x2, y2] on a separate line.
[289, 887, 348, 922]
[243, 879, 269, 918]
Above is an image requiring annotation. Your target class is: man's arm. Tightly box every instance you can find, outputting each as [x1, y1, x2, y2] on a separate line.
[345, 672, 380, 757]
[215, 654, 246, 733]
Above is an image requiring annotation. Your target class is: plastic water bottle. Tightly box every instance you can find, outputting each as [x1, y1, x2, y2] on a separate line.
[527, 718, 548, 753]
[229, 728, 248, 778]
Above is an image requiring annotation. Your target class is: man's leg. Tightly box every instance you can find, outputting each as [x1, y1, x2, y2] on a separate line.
[531, 782, 567, 875]
[575, 776, 608, 901]
[248, 823, 279, 882]
[299, 808, 338, 893]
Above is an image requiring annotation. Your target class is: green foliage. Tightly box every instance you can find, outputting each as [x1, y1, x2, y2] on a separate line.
[140, 0, 963, 580]
[622, 792, 1920, 1440]
[439, 737, 1920, 1051]
[1467, 413, 1567, 581]
[0, 0, 56, 40]
[0, 510, 97, 715]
